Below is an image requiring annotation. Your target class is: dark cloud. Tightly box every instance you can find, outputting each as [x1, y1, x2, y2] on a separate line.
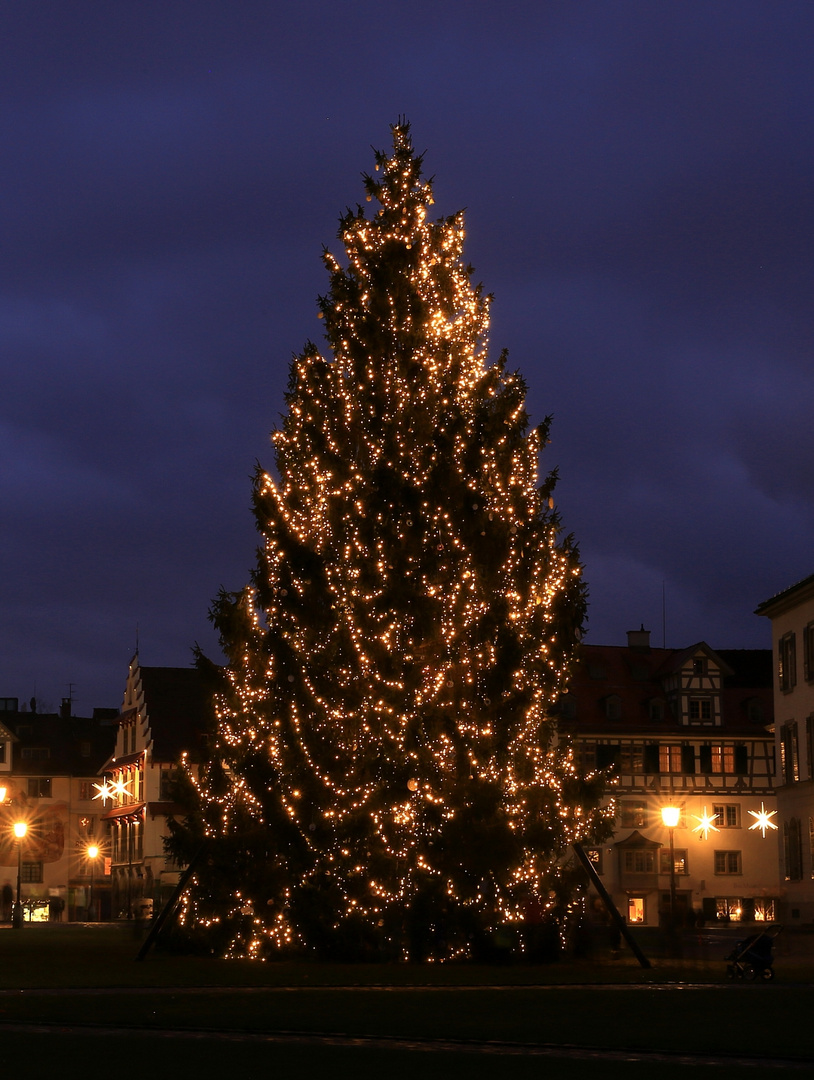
[2, 1, 812, 710]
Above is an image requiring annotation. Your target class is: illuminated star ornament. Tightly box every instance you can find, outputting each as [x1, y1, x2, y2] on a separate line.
[109, 777, 133, 801]
[748, 803, 778, 837]
[692, 807, 719, 839]
[92, 781, 114, 804]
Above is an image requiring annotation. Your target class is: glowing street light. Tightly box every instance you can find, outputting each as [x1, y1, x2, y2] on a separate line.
[86, 843, 100, 921]
[12, 821, 27, 930]
[661, 806, 680, 938]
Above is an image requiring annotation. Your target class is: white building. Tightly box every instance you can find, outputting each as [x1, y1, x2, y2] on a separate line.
[564, 630, 779, 927]
[99, 656, 208, 918]
[756, 572, 814, 924]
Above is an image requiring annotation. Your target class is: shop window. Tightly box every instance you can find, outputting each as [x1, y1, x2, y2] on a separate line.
[627, 897, 645, 923]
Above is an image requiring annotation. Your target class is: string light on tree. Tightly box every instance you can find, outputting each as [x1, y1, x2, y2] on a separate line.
[173, 121, 608, 961]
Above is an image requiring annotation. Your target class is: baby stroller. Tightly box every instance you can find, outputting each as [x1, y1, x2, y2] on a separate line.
[725, 926, 781, 981]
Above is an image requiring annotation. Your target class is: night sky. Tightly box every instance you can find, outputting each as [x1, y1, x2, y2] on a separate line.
[3, 2, 812, 714]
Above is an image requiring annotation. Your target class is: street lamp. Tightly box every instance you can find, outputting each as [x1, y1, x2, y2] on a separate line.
[86, 843, 100, 921]
[661, 806, 680, 933]
[12, 821, 27, 929]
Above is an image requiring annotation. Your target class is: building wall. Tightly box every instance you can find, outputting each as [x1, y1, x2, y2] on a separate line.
[758, 575, 814, 923]
[568, 636, 780, 928]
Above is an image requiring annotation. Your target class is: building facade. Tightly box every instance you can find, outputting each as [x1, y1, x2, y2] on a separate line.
[0, 696, 116, 920]
[99, 656, 208, 918]
[562, 630, 779, 927]
[756, 572, 814, 923]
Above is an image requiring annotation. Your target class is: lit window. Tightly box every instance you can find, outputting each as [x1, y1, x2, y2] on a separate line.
[659, 849, 688, 875]
[754, 899, 776, 922]
[715, 897, 742, 921]
[627, 897, 645, 923]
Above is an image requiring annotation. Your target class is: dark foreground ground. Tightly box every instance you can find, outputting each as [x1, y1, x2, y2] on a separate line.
[1, 923, 811, 1078]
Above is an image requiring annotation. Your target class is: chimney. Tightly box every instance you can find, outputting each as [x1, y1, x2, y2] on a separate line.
[60, 698, 72, 719]
[627, 625, 651, 652]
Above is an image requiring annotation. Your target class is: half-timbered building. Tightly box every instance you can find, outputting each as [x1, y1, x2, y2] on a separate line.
[562, 629, 778, 927]
[98, 656, 209, 918]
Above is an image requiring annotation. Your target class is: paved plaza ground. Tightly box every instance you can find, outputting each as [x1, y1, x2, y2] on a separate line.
[1, 922, 812, 1078]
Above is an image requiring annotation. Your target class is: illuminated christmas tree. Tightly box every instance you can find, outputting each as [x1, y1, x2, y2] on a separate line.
[180, 122, 607, 960]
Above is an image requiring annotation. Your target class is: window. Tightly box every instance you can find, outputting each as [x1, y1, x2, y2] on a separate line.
[627, 897, 645, 924]
[784, 818, 803, 881]
[659, 745, 682, 774]
[21, 862, 43, 883]
[712, 803, 741, 829]
[77, 816, 95, 837]
[714, 851, 742, 875]
[21, 747, 50, 760]
[604, 695, 622, 720]
[746, 698, 764, 724]
[619, 801, 647, 828]
[715, 897, 742, 921]
[624, 850, 655, 873]
[79, 740, 91, 758]
[78, 781, 92, 801]
[657, 745, 695, 774]
[781, 722, 799, 784]
[754, 899, 776, 922]
[659, 849, 688, 875]
[804, 623, 814, 682]
[584, 847, 603, 874]
[807, 718, 814, 782]
[649, 698, 665, 721]
[810, 817, 814, 879]
[619, 744, 644, 773]
[779, 632, 797, 693]
[712, 744, 735, 774]
[692, 657, 707, 676]
[595, 744, 620, 771]
[689, 698, 713, 723]
[159, 768, 179, 800]
[0, 742, 5, 764]
[27, 778, 51, 798]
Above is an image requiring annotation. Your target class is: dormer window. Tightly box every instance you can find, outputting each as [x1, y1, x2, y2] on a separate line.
[649, 698, 665, 721]
[604, 695, 622, 720]
[689, 698, 712, 723]
[692, 657, 706, 676]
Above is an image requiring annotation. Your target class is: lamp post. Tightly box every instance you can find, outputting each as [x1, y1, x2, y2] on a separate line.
[86, 843, 100, 921]
[12, 821, 27, 929]
[661, 805, 680, 938]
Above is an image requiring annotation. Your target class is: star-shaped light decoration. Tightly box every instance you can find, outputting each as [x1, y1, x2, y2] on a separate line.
[692, 806, 719, 840]
[92, 781, 114, 804]
[108, 777, 133, 801]
[748, 803, 778, 837]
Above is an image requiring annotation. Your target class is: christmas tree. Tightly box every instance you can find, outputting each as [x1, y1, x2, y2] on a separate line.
[179, 122, 607, 960]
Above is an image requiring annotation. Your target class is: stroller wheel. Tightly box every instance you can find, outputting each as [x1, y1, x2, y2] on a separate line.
[742, 963, 757, 981]
[726, 964, 736, 980]
[761, 966, 775, 981]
